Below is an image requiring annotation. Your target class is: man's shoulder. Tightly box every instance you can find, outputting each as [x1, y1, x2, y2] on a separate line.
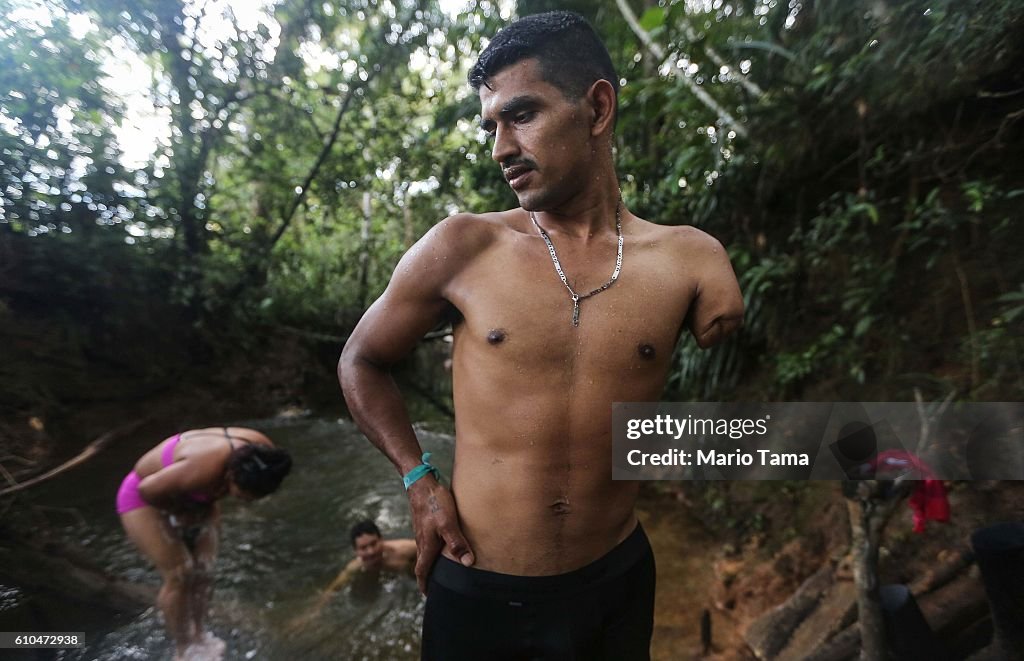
[630, 215, 727, 255]
[426, 209, 524, 247]
[385, 538, 418, 554]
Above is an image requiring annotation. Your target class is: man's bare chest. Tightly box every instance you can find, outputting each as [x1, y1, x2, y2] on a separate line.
[447, 239, 696, 373]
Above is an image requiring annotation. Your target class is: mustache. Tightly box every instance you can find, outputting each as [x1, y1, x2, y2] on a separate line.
[501, 159, 538, 174]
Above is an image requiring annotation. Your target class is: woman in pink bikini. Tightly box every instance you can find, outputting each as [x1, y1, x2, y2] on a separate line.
[116, 427, 291, 659]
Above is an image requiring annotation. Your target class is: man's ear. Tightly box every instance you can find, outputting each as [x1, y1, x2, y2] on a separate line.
[586, 79, 617, 137]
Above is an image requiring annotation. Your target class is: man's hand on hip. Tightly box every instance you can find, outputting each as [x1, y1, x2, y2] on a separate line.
[408, 478, 474, 594]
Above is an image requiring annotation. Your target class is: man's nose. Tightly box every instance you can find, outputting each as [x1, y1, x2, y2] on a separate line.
[491, 126, 518, 164]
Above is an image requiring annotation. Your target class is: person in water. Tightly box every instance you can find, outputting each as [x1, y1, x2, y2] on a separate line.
[337, 519, 417, 582]
[289, 520, 416, 629]
[116, 426, 291, 659]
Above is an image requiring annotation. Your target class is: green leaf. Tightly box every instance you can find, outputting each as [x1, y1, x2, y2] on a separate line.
[853, 317, 872, 338]
[638, 7, 665, 32]
[849, 202, 879, 224]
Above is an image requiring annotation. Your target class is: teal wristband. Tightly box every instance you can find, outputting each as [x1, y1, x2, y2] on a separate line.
[403, 452, 441, 490]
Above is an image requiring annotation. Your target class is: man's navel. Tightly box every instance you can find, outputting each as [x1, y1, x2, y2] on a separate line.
[549, 496, 571, 516]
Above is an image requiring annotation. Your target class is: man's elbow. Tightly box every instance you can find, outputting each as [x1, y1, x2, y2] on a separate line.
[338, 342, 388, 394]
[338, 343, 355, 386]
[338, 343, 365, 394]
[695, 313, 743, 349]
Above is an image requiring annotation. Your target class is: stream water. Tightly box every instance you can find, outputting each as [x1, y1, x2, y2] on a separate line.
[6, 415, 727, 660]
[13, 417, 454, 661]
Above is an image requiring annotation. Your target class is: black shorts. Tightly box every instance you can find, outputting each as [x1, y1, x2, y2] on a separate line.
[422, 523, 655, 661]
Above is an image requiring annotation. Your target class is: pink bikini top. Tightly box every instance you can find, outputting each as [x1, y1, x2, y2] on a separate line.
[163, 428, 249, 503]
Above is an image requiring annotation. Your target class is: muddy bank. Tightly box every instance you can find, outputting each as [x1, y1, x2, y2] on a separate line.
[645, 480, 1024, 659]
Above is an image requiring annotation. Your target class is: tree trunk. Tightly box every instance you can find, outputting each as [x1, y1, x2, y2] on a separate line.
[847, 496, 885, 659]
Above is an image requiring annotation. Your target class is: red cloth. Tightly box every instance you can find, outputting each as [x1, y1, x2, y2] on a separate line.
[871, 450, 950, 533]
[908, 479, 950, 533]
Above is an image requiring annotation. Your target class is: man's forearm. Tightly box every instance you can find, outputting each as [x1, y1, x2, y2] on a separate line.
[339, 354, 427, 476]
[340, 347, 473, 590]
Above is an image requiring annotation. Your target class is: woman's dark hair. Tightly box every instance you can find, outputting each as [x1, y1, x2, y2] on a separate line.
[227, 444, 292, 497]
[350, 519, 382, 547]
[468, 11, 619, 103]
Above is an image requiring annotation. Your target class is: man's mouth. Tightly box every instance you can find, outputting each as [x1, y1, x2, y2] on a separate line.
[503, 164, 533, 190]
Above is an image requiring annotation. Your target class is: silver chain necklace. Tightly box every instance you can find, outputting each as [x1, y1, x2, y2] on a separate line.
[530, 199, 623, 327]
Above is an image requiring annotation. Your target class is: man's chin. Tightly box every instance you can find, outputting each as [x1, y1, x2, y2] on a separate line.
[516, 191, 550, 213]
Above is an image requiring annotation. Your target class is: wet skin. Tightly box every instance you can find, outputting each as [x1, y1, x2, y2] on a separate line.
[340, 58, 743, 585]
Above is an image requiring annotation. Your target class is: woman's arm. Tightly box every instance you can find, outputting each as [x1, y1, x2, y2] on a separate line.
[137, 457, 223, 511]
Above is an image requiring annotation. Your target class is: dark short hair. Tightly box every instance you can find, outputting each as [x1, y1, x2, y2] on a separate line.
[468, 11, 619, 103]
[228, 444, 291, 497]
[350, 520, 382, 547]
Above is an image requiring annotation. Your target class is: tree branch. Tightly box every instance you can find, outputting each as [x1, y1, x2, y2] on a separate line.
[0, 418, 149, 497]
[267, 69, 377, 251]
[677, 17, 763, 97]
[615, 0, 749, 138]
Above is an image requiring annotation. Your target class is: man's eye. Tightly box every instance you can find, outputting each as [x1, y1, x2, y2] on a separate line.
[514, 112, 534, 124]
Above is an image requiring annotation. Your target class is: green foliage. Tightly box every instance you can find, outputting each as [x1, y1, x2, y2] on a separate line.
[616, 0, 1024, 400]
[1, 0, 138, 237]
[3, 0, 1024, 409]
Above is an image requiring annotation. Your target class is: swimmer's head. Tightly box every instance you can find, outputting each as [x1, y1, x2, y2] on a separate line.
[350, 519, 384, 569]
[227, 444, 292, 500]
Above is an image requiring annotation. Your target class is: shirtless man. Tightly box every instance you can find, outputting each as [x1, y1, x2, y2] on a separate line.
[339, 11, 743, 660]
[321, 520, 416, 595]
[293, 520, 416, 626]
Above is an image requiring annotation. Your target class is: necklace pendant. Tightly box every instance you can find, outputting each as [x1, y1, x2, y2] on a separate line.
[531, 198, 623, 331]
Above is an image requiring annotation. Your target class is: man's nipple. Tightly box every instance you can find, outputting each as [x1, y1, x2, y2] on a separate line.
[638, 343, 656, 360]
[487, 329, 507, 345]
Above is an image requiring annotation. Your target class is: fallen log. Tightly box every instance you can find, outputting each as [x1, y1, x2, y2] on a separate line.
[909, 545, 975, 596]
[919, 570, 990, 633]
[804, 572, 991, 661]
[744, 562, 834, 659]
[804, 624, 859, 661]
[777, 578, 857, 661]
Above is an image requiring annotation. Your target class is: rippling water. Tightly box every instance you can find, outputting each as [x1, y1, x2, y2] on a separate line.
[18, 416, 454, 661]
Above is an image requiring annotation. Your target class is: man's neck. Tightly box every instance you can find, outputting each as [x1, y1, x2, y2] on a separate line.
[531, 174, 621, 241]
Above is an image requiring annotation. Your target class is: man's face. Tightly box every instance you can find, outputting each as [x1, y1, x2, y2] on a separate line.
[353, 533, 384, 569]
[478, 59, 593, 211]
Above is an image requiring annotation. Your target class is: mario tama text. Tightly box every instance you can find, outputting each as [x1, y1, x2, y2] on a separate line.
[626, 447, 809, 468]
[611, 402, 1024, 481]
